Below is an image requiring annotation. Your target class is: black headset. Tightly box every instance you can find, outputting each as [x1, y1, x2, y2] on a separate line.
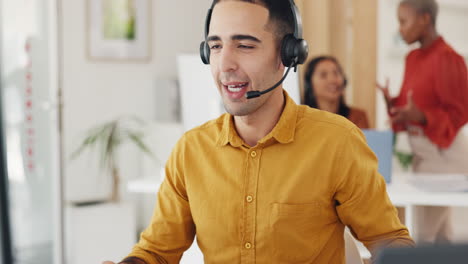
[199, 0, 309, 70]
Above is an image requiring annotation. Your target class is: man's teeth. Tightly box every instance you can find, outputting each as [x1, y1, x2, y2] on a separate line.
[227, 84, 247, 92]
[228, 87, 242, 92]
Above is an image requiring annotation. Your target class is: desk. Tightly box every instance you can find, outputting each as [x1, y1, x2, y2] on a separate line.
[127, 173, 468, 261]
[127, 177, 162, 194]
[128, 173, 468, 207]
[387, 172, 468, 238]
[387, 175, 468, 207]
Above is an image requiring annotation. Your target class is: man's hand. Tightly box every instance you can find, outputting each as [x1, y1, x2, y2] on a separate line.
[102, 261, 115, 264]
[390, 91, 426, 124]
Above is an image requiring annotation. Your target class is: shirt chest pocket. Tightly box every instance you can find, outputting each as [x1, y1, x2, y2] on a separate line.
[269, 202, 324, 263]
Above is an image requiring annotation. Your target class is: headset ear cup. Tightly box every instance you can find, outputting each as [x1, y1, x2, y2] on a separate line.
[200, 41, 210, 64]
[281, 34, 309, 67]
[281, 34, 296, 67]
[296, 39, 309, 65]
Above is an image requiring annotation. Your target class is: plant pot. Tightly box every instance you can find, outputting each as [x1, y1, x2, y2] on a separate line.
[65, 202, 136, 264]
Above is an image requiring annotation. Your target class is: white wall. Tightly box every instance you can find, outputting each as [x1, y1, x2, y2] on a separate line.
[62, 0, 211, 202]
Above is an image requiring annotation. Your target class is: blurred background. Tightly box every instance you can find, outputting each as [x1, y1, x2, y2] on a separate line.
[1, 0, 467, 264]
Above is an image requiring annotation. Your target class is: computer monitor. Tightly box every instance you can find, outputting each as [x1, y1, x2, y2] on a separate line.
[362, 130, 393, 183]
[375, 244, 468, 264]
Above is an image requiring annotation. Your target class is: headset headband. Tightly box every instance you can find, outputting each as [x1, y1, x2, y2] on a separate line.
[204, 0, 302, 40]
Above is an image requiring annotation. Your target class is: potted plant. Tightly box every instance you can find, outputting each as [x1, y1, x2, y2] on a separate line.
[392, 133, 413, 171]
[71, 115, 156, 203]
[67, 116, 156, 264]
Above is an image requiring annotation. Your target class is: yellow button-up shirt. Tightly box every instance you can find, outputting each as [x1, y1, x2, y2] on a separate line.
[127, 92, 414, 264]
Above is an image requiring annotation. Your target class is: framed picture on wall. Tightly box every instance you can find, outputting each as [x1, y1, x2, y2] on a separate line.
[87, 0, 151, 61]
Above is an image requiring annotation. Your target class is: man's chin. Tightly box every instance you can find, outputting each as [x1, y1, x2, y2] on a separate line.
[224, 104, 253, 117]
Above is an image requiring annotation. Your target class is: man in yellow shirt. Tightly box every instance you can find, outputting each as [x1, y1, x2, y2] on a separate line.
[104, 0, 414, 263]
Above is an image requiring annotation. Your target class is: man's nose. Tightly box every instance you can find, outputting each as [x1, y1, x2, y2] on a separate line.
[218, 47, 238, 72]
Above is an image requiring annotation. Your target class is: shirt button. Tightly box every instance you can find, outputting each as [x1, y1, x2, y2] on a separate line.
[246, 195, 253, 203]
[250, 151, 257, 158]
[245, 242, 252, 249]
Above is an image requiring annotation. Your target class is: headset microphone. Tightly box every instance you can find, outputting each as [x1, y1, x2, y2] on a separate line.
[245, 61, 295, 99]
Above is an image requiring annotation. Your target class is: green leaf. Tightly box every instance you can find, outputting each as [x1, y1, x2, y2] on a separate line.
[70, 115, 157, 173]
[394, 150, 413, 170]
[392, 133, 414, 170]
[70, 121, 115, 160]
[126, 131, 156, 160]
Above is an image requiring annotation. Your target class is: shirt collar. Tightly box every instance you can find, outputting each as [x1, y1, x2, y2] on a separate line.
[418, 36, 444, 53]
[216, 90, 299, 147]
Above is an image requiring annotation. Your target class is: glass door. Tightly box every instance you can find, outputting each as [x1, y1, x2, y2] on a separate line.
[0, 0, 63, 263]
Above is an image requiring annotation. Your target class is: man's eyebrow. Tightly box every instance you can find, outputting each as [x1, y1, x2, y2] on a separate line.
[231, 34, 261, 43]
[206, 35, 221, 42]
[206, 34, 261, 43]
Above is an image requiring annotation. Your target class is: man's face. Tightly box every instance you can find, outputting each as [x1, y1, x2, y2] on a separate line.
[207, 1, 284, 117]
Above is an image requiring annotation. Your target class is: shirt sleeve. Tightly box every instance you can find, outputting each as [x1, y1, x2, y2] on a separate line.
[125, 136, 196, 264]
[421, 52, 468, 148]
[333, 127, 415, 259]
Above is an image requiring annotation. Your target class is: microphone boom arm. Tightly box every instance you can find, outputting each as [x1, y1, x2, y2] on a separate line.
[246, 60, 296, 99]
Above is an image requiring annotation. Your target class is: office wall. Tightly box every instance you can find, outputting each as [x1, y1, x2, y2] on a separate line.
[62, 0, 211, 202]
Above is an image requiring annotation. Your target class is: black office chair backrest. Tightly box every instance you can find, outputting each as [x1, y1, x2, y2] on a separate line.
[376, 244, 468, 264]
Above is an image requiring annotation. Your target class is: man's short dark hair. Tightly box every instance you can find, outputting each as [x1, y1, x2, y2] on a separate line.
[212, 0, 295, 43]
